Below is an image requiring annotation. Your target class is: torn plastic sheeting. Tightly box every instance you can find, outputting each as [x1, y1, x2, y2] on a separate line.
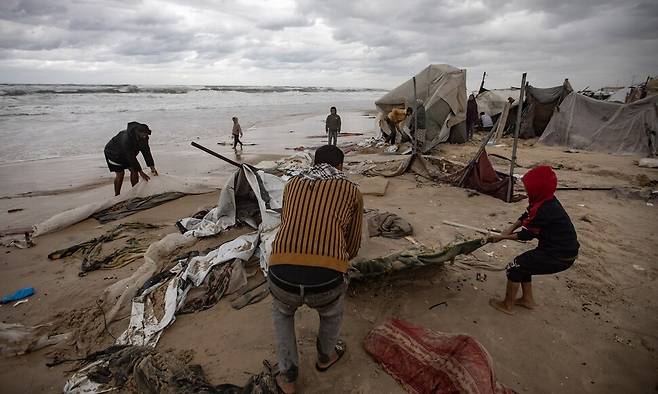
[116, 232, 259, 347]
[177, 166, 284, 238]
[32, 175, 216, 237]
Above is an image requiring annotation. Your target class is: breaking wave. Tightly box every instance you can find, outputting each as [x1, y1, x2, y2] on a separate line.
[0, 84, 384, 96]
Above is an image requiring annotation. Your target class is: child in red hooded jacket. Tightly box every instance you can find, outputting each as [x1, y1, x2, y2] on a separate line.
[488, 166, 579, 315]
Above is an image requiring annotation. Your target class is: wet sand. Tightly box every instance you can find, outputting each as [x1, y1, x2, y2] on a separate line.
[1, 131, 657, 393]
[0, 111, 377, 231]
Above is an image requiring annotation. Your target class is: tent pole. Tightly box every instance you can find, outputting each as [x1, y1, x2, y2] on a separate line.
[412, 76, 418, 154]
[507, 73, 527, 202]
[479, 71, 487, 93]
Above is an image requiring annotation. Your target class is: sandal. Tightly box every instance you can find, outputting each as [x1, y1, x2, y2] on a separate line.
[315, 340, 346, 372]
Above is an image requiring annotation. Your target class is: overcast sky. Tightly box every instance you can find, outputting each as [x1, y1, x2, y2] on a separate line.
[1, 0, 656, 90]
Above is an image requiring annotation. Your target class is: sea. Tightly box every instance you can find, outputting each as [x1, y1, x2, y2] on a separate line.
[0, 84, 384, 164]
[0, 84, 384, 229]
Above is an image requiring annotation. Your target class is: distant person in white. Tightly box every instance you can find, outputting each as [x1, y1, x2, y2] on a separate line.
[480, 112, 494, 131]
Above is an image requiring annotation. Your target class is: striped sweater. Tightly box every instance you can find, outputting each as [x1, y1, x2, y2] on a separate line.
[270, 176, 363, 273]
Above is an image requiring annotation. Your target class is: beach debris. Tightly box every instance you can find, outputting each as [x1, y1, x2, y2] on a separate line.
[364, 319, 515, 393]
[0, 232, 34, 249]
[638, 158, 658, 168]
[0, 322, 70, 357]
[231, 286, 270, 310]
[92, 192, 187, 223]
[366, 209, 413, 238]
[118, 233, 259, 347]
[7, 208, 23, 213]
[632, 264, 645, 271]
[1, 287, 35, 305]
[48, 222, 159, 275]
[62, 345, 229, 393]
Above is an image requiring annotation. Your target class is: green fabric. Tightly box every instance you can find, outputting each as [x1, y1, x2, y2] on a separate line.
[350, 238, 487, 279]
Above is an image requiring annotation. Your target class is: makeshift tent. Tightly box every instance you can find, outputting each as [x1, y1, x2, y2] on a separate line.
[539, 92, 658, 155]
[519, 79, 573, 138]
[475, 88, 520, 117]
[376, 64, 467, 150]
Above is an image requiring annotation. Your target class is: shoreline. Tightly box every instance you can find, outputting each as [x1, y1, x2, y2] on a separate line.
[0, 110, 377, 231]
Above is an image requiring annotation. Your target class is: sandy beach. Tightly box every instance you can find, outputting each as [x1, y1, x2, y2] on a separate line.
[1, 124, 656, 393]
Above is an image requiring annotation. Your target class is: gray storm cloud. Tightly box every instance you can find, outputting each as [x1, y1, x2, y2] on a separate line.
[0, 0, 656, 89]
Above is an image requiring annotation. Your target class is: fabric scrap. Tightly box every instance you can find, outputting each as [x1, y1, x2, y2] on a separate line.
[364, 319, 516, 394]
[91, 192, 187, 223]
[351, 238, 486, 279]
[1, 287, 35, 304]
[366, 210, 413, 238]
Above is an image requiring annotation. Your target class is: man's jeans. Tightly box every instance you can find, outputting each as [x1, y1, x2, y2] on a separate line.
[327, 130, 338, 145]
[269, 277, 347, 382]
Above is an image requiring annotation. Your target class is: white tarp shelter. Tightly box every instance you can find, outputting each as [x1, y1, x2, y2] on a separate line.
[539, 92, 658, 155]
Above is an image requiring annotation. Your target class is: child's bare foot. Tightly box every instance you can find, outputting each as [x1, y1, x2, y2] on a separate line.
[275, 373, 296, 394]
[489, 298, 514, 315]
[515, 298, 537, 309]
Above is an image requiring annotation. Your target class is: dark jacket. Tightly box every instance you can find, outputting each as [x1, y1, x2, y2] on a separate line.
[104, 122, 154, 171]
[326, 114, 341, 133]
[467, 98, 479, 124]
[517, 197, 579, 258]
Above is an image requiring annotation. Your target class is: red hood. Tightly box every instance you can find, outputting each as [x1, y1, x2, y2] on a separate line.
[522, 166, 557, 204]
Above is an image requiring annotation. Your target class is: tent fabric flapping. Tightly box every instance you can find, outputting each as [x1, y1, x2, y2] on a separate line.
[539, 92, 658, 155]
[376, 64, 467, 151]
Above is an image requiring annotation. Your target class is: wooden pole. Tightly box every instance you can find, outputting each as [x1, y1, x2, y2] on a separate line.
[479, 71, 487, 93]
[191, 141, 242, 168]
[507, 73, 527, 202]
[412, 76, 418, 154]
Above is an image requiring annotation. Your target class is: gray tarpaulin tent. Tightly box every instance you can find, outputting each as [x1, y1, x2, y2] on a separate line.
[519, 79, 573, 138]
[539, 92, 658, 155]
[376, 64, 467, 150]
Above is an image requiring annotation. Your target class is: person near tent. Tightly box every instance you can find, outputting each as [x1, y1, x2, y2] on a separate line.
[232, 116, 243, 150]
[466, 94, 479, 140]
[487, 166, 579, 315]
[480, 112, 494, 132]
[325, 106, 341, 146]
[409, 100, 426, 150]
[385, 106, 411, 145]
[104, 121, 158, 196]
[268, 145, 363, 393]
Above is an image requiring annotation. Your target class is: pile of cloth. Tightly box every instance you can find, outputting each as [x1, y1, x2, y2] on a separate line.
[366, 209, 413, 238]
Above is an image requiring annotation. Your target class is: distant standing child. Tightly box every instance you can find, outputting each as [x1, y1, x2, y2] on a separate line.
[232, 116, 243, 150]
[326, 106, 341, 145]
[488, 166, 579, 315]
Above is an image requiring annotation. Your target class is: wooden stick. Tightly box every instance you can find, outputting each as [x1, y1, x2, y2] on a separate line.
[507, 72, 527, 202]
[191, 141, 242, 168]
[442, 220, 499, 235]
[556, 186, 613, 191]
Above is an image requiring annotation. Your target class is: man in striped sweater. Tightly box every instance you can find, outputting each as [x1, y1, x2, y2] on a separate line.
[269, 145, 363, 393]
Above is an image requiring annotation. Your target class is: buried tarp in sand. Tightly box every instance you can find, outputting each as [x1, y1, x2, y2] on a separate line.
[32, 175, 215, 237]
[62, 165, 284, 392]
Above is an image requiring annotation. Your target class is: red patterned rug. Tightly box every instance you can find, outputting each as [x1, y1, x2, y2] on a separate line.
[364, 319, 516, 394]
